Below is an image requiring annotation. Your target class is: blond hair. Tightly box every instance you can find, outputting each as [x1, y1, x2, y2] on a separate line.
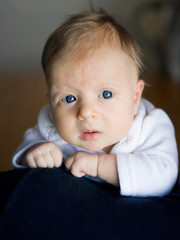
[42, 10, 143, 79]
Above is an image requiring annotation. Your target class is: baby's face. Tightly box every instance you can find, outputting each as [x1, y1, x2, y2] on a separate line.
[48, 48, 144, 153]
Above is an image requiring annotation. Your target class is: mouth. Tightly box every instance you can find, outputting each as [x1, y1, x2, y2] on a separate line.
[80, 129, 101, 141]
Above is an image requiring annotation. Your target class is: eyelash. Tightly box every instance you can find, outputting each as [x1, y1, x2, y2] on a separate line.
[61, 90, 113, 104]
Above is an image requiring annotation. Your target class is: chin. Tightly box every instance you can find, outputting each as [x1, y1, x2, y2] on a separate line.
[80, 144, 103, 153]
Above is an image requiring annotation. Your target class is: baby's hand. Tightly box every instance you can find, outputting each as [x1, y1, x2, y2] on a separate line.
[65, 151, 99, 178]
[65, 151, 119, 187]
[24, 142, 63, 168]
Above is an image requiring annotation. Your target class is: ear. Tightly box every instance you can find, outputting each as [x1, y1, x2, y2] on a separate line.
[133, 79, 144, 115]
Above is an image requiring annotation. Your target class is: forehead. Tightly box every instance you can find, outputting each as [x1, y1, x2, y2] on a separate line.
[49, 48, 138, 88]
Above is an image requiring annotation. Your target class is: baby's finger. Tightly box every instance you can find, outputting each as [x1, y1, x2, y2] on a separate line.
[26, 154, 37, 168]
[71, 164, 85, 178]
[42, 151, 54, 168]
[51, 149, 63, 168]
[65, 155, 85, 177]
[35, 155, 48, 168]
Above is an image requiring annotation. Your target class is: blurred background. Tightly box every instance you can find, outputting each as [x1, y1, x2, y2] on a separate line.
[0, 0, 180, 171]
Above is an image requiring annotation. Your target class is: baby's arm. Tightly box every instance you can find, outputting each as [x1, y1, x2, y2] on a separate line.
[65, 151, 119, 187]
[22, 142, 63, 168]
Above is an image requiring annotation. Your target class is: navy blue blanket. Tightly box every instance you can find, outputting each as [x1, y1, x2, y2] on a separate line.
[0, 167, 180, 240]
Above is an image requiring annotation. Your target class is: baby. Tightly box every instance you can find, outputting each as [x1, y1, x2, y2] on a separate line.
[12, 10, 178, 197]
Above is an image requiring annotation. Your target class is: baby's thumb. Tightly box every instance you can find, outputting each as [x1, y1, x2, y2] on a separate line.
[65, 156, 74, 170]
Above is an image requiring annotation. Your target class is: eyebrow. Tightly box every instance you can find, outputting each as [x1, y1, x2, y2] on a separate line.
[50, 80, 122, 97]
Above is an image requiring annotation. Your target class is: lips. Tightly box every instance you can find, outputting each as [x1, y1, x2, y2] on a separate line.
[80, 129, 101, 141]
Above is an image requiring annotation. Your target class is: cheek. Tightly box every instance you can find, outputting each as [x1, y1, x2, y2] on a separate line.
[112, 112, 133, 131]
[109, 102, 135, 136]
[51, 107, 78, 142]
[52, 109, 69, 132]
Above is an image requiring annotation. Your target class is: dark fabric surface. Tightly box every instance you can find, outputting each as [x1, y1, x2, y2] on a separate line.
[0, 167, 180, 240]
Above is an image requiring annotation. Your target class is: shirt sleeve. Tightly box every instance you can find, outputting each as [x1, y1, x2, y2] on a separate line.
[12, 105, 66, 168]
[113, 100, 178, 197]
[12, 127, 47, 168]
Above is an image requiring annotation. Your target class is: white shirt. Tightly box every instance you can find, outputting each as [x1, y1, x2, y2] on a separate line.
[12, 99, 178, 197]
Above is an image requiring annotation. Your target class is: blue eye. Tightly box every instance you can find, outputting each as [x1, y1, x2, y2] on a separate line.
[62, 95, 76, 103]
[99, 90, 113, 99]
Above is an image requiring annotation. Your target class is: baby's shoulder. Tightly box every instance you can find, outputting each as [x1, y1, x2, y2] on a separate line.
[140, 98, 173, 129]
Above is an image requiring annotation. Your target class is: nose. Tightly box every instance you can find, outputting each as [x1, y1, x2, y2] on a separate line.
[77, 101, 98, 121]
